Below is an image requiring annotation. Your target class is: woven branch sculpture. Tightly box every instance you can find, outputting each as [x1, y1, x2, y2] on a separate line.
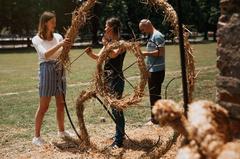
[74, 0, 195, 148]
[58, 0, 96, 69]
[75, 41, 148, 146]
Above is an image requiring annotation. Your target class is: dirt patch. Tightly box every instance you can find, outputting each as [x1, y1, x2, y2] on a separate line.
[1, 124, 180, 159]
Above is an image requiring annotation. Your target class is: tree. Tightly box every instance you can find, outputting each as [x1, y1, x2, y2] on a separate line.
[0, 0, 220, 42]
[0, 0, 39, 36]
[195, 0, 220, 40]
[100, 0, 128, 30]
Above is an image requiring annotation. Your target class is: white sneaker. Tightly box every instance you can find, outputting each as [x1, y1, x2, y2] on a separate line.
[144, 120, 154, 126]
[32, 137, 46, 146]
[58, 131, 72, 139]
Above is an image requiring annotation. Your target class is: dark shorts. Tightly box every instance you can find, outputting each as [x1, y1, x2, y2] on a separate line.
[39, 61, 66, 97]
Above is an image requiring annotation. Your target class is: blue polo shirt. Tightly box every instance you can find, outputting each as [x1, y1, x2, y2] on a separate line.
[146, 30, 165, 72]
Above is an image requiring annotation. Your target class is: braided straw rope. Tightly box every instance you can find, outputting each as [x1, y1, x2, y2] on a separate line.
[76, 90, 96, 146]
[146, 0, 195, 103]
[95, 40, 148, 110]
[58, 0, 96, 69]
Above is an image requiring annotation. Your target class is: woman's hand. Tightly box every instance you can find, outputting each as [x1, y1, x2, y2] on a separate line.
[59, 38, 71, 47]
[84, 47, 92, 55]
[45, 38, 71, 59]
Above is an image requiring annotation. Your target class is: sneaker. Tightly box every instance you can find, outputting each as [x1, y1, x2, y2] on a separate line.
[111, 136, 126, 141]
[58, 131, 72, 139]
[144, 119, 159, 126]
[110, 141, 123, 149]
[144, 120, 154, 126]
[151, 118, 159, 125]
[32, 137, 46, 146]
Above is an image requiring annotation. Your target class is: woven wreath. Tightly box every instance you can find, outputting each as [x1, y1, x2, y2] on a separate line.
[95, 41, 148, 110]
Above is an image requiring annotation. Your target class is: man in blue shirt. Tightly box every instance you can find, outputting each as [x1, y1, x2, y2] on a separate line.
[139, 19, 165, 124]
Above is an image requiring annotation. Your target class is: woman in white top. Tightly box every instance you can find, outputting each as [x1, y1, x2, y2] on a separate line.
[32, 11, 71, 146]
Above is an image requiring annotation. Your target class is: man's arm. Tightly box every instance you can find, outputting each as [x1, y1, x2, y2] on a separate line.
[142, 33, 165, 57]
[142, 47, 165, 57]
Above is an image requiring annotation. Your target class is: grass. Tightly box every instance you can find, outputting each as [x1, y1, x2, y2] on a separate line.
[0, 43, 217, 147]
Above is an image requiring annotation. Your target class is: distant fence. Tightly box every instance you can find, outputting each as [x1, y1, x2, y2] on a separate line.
[0, 33, 209, 49]
[0, 37, 32, 49]
[0, 36, 92, 49]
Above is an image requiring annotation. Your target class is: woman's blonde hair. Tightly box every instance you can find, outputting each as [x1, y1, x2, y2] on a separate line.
[38, 11, 55, 40]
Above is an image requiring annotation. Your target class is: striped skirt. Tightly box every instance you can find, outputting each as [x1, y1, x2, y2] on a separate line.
[39, 61, 66, 97]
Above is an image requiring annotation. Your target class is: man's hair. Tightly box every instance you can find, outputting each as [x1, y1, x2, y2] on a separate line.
[139, 19, 152, 26]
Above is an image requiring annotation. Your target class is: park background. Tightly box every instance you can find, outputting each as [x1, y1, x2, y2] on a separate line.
[0, 0, 220, 158]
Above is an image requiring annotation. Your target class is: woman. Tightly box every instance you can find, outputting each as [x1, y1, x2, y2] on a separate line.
[32, 11, 71, 146]
[85, 17, 126, 149]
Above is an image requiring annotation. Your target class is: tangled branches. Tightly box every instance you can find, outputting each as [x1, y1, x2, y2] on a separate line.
[58, 0, 96, 69]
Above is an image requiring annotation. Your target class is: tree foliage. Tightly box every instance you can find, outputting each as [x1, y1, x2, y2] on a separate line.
[0, 0, 220, 41]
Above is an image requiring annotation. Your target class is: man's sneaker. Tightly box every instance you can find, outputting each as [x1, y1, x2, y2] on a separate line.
[151, 118, 159, 125]
[144, 120, 154, 126]
[58, 131, 72, 139]
[144, 118, 159, 126]
[32, 137, 46, 146]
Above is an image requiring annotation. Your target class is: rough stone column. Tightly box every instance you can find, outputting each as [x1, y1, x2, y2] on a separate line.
[216, 0, 240, 119]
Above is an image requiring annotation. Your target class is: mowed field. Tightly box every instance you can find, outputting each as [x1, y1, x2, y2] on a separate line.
[0, 43, 218, 157]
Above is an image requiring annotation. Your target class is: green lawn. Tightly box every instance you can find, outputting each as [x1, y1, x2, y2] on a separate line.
[0, 43, 218, 146]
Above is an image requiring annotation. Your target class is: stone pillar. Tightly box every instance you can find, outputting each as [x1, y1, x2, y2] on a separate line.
[216, 0, 240, 119]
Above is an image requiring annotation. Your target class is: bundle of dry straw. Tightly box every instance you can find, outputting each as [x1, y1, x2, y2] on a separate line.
[76, 90, 96, 146]
[183, 32, 195, 103]
[58, 0, 96, 69]
[153, 100, 232, 159]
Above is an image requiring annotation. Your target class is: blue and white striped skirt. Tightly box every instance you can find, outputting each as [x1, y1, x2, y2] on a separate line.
[39, 61, 66, 97]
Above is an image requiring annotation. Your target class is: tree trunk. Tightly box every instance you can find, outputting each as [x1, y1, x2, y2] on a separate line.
[90, 16, 99, 45]
[217, 0, 240, 120]
[203, 23, 209, 40]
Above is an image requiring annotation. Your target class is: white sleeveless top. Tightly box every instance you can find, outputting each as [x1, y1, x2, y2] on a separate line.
[32, 33, 63, 64]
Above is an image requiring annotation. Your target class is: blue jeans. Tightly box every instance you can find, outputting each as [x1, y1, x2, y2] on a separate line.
[108, 77, 125, 145]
